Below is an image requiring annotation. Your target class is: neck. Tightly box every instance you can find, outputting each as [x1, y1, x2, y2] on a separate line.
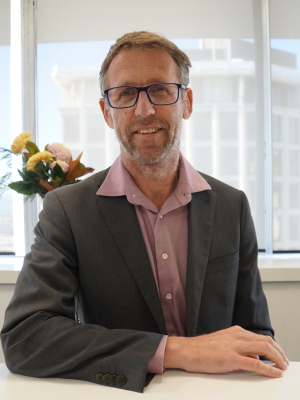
[121, 150, 180, 210]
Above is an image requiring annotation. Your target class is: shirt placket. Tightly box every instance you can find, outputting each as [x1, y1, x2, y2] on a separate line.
[154, 211, 184, 337]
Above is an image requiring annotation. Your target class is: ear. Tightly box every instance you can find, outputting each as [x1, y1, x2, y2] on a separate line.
[182, 88, 193, 120]
[99, 98, 114, 129]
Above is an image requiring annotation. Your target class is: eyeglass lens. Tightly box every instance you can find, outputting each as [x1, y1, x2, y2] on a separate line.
[108, 84, 179, 108]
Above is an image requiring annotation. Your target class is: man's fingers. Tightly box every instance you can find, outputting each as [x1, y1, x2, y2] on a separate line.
[247, 354, 259, 360]
[239, 341, 287, 371]
[236, 331, 288, 365]
[237, 356, 283, 378]
[213, 327, 288, 365]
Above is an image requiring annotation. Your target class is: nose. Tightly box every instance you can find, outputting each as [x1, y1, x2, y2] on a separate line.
[134, 91, 155, 117]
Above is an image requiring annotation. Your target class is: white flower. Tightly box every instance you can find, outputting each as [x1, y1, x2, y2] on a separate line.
[48, 143, 71, 162]
[50, 160, 69, 174]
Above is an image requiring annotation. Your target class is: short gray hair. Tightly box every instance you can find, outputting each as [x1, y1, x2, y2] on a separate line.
[99, 31, 192, 96]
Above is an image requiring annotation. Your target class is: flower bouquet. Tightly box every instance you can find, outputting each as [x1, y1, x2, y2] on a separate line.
[0, 132, 94, 200]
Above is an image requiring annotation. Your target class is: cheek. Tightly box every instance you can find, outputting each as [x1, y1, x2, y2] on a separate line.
[114, 110, 129, 124]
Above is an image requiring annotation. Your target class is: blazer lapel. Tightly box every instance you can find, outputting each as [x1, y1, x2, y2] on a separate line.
[186, 189, 217, 337]
[96, 193, 167, 335]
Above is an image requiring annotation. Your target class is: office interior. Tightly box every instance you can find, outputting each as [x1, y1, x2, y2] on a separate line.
[0, 0, 299, 362]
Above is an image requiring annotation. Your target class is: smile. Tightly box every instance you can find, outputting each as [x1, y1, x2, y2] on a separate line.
[135, 128, 160, 134]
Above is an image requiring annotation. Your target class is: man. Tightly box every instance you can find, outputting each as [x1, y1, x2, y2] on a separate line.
[1, 32, 288, 393]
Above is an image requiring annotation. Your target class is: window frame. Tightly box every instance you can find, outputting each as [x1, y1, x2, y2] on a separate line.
[5, 0, 298, 256]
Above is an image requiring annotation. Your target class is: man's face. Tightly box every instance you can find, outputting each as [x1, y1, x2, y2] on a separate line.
[99, 48, 193, 165]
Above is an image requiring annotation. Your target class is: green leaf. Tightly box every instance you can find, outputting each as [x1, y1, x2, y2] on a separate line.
[53, 163, 64, 181]
[0, 147, 13, 168]
[80, 163, 85, 168]
[8, 181, 34, 195]
[26, 141, 40, 155]
[18, 169, 27, 180]
[0, 172, 12, 195]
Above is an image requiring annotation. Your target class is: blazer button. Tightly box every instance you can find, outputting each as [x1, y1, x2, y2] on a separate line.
[110, 375, 117, 385]
[104, 374, 111, 384]
[116, 375, 126, 386]
[96, 373, 104, 383]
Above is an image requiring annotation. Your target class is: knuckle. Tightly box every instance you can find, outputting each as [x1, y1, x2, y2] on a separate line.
[262, 342, 272, 352]
[253, 359, 262, 370]
[232, 325, 242, 333]
[264, 335, 273, 343]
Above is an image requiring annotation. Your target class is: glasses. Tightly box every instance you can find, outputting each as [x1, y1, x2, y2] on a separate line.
[104, 83, 187, 109]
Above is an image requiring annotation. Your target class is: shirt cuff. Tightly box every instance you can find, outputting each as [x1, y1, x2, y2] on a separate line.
[147, 335, 168, 374]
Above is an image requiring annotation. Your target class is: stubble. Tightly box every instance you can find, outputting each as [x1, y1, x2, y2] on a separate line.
[114, 115, 182, 179]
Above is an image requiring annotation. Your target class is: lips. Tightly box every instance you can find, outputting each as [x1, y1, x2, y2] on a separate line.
[134, 127, 161, 135]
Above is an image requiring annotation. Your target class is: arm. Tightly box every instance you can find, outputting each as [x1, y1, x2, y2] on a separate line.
[163, 191, 288, 377]
[0, 191, 163, 393]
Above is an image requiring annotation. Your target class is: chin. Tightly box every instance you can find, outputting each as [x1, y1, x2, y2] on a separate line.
[130, 148, 177, 166]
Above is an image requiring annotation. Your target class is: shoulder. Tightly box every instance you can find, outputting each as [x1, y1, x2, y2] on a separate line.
[44, 167, 110, 202]
[196, 172, 249, 220]
[42, 168, 111, 218]
[199, 171, 243, 200]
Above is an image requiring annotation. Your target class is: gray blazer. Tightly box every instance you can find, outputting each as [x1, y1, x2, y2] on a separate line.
[1, 168, 273, 393]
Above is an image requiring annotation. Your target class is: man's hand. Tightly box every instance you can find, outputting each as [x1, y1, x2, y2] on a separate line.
[163, 326, 289, 377]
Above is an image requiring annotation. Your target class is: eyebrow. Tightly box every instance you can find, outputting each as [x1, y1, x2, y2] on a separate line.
[114, 78, 171, 87]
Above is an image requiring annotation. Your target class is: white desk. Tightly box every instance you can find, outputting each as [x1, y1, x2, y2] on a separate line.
[0, 362, 300, 400]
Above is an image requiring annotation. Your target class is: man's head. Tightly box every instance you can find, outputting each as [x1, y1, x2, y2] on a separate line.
[100, 31, 192, 96]
[99, 31, 193, 168]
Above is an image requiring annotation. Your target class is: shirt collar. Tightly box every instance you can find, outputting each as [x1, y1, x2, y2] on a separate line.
[96, 153, 211, 206]
[96, 156, 125, 197]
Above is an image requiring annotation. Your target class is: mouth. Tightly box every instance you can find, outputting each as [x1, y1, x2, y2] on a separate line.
[134, 127, 161, 136]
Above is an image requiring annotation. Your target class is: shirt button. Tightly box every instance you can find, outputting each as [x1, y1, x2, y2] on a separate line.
[159, 215, 163, 219]
[166, 293, 172, 300]
[162, 253, 168, 260]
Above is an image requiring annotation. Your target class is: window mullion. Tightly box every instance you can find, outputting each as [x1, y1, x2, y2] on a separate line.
[21, 0, 38, 254]
[261, 0, 273, 254]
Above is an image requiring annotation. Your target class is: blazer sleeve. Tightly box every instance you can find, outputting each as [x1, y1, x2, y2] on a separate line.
[232, 191, 274, 338]
[0, 191, 164, 393]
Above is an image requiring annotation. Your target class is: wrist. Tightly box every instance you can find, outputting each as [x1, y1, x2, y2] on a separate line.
[163, 336, 186, 369]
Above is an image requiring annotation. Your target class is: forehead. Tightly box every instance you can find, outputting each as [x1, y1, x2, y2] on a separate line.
[107, 48, 179, 87]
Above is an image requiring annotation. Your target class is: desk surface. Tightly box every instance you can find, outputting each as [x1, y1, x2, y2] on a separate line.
[1, 362, 300, 400]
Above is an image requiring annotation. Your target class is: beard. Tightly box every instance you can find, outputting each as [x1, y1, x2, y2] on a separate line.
[114, 115, 182, 166]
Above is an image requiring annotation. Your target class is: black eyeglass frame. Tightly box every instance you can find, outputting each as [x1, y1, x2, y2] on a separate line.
[103, 83, 187, 109]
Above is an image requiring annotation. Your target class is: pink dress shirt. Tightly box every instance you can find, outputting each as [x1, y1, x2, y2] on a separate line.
[96, 153, 211, 373]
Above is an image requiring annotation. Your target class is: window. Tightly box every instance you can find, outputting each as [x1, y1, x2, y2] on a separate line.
[289, 118, 299, 144]
[1, 0, 299, 255]
[272, 115, 282, 142]
[0, 0, 13, 254]
[270, 0, 300, 250]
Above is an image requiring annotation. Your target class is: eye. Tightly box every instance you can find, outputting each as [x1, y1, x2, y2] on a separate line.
[154, 85, 167, 92]
[120, 88, 135, 97]
[149, 85, 169, 96]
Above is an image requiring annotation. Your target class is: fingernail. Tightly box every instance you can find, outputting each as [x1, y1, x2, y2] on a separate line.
[283, 362, 287, 369]
[286, 358, 290, 366]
